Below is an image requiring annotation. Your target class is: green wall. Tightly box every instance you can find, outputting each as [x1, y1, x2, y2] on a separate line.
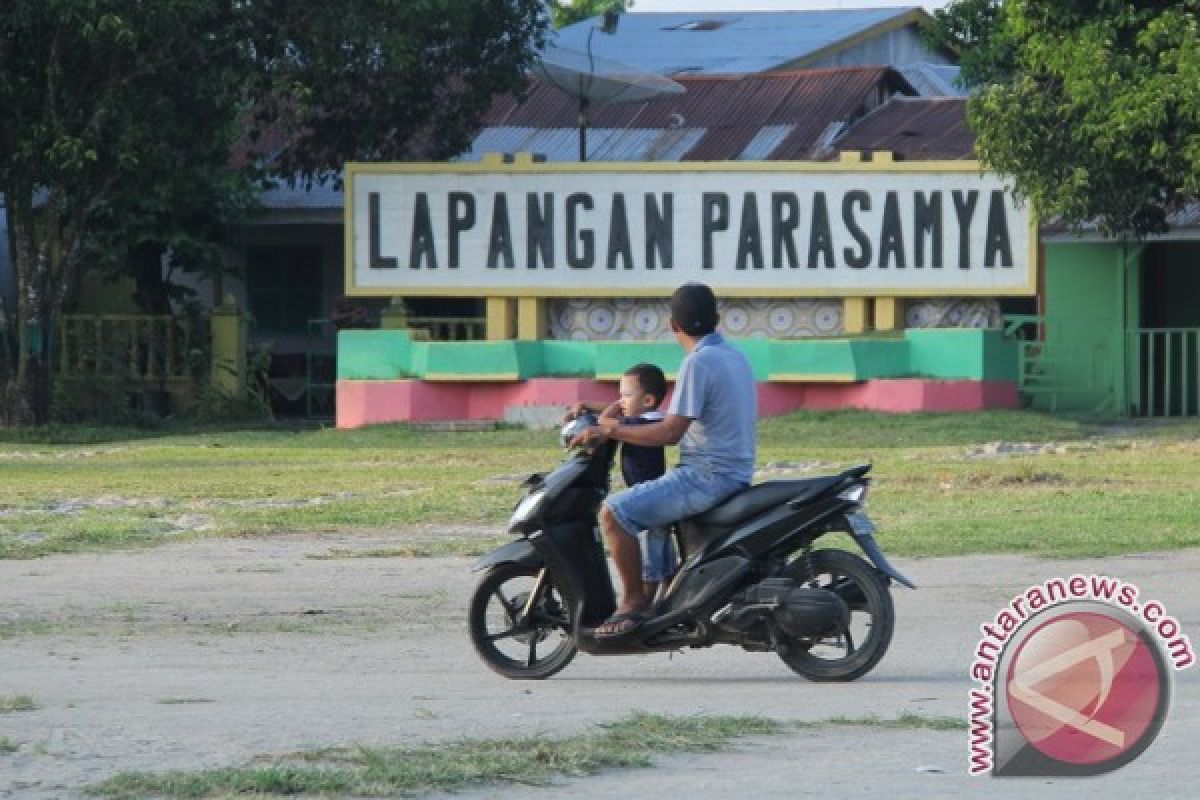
[338, 328, 1016, 384]
[1036, 242, 1137, 414]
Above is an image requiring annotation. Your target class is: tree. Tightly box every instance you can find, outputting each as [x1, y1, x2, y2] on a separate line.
[552, 1, 631, 30]
[935, 0, 1200, 238]
[921, 0, 1012, 88]
[79, 155, 260, 318]
[0, 0, 549, 424]
[242, 1, 549, 178]
[0, 2, 245, 424]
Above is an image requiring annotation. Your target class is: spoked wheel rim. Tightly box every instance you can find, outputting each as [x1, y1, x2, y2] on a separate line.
[793, 566, 870, 661]
[469, 564, 576, 679]
[779, 549, 894, 682]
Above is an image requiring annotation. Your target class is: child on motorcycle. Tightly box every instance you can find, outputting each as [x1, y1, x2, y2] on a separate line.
[568, 363, 676, 598]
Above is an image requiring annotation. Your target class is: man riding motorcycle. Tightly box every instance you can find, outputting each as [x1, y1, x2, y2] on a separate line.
[568, 282, 756, 637]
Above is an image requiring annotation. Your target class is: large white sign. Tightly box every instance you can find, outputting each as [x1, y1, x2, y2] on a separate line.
[345, 162, 1035, 297]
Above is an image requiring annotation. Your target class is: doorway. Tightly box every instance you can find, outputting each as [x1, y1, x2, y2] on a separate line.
[1135, 244, 1200, 416]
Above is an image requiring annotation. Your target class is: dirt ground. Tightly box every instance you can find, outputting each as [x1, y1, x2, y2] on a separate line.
[1, 530, 1197, 799]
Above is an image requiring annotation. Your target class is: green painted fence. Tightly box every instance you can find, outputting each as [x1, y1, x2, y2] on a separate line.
[57, 314, 192, 382]
[1130, 328, 1200, 418]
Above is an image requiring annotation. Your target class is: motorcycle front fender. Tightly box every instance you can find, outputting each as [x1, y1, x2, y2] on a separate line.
[470, 538, 542, 573]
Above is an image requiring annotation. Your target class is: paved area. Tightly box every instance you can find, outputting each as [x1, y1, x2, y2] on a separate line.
[1, 533, 1196, 798]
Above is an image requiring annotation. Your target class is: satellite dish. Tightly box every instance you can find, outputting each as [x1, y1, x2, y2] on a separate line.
[532, 43, 686, 161]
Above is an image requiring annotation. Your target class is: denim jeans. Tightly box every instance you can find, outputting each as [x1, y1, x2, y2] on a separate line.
[606, 465, 748, 579]
[638, 527, 676, 583]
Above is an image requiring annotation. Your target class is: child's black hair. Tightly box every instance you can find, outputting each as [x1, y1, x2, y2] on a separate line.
[624, 362, 667, 409]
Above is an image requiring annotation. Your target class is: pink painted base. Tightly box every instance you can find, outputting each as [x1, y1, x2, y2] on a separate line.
[337, 378, 1018, 429]
[335, 379, 617, 427]
[757, 379, 1019, 415]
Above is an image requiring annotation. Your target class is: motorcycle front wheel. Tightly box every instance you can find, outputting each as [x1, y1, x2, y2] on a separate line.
[778, 548, 895, 682]
[468, 562, 577, 680]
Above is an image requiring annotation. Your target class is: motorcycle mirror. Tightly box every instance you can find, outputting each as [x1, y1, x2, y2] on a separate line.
[560, 412, 599, 450]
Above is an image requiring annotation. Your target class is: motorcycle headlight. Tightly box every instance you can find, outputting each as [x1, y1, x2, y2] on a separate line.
[508, 488, 545, 532]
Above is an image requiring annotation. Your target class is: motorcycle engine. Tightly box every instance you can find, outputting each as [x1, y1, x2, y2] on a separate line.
[714, 578, 849, 639]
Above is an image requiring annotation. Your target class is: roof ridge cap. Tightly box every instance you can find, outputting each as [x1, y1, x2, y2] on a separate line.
[764, 65, 888, 77]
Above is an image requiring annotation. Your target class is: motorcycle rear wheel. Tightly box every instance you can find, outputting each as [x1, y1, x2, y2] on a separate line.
[468, 562, 577, 680]
[778, 548, 894, 682]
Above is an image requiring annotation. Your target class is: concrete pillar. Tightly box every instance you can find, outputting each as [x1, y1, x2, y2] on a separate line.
[874, 297, 902, 332]
[486, 297, 516, 340]
[380, 297, 409, 330]
[210, 294, 248, 397]
[517, 296, 546, 341]
[843, 297, 868, 335]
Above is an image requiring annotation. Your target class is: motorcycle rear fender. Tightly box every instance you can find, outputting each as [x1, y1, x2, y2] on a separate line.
[850, 529, 917, 589]
[764, 504, 917, 589]
[470, 539, 541, 573]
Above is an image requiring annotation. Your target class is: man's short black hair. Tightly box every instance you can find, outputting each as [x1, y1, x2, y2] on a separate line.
[670, 282, 718, 336]
[624, 362, 667, 409]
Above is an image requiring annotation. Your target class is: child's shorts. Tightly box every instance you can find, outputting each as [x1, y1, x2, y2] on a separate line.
[639, 526, 677, 583]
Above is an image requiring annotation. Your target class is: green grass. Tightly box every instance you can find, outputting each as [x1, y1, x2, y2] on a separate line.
[3, 411, 1199, 559]
[799, 712, 967, 731]
[87, 712, 782, 799]
[0, 608, 419, 641]
[0, 619, 61, 639]
[87, 711, 969, 799]
[0, 694, 39, 713]
[0, 736, 18, 754]
[307, 539, 509, 560]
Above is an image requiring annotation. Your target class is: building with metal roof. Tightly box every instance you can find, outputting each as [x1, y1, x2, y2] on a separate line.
[255, 66, 917, 220]
[823, 95, 974, 160]
[895, 63, 966, 97]
[553, 8, 960, 93]
[471, 66, 915, 163]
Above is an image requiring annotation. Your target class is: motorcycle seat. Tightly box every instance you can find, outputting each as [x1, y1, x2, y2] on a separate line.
[688, 475, 844, 530]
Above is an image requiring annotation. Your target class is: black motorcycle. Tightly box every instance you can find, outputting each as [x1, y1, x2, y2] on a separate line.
[468, 416, 915, 681]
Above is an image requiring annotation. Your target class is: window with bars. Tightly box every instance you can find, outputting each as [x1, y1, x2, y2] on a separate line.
[245, 247, 323, 336]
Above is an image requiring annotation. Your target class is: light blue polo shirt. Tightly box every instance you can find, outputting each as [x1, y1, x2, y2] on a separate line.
[667, 332, 757, 483]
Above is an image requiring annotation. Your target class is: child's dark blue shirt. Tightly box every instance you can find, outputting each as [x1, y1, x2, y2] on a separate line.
[620, 411, 666, 487]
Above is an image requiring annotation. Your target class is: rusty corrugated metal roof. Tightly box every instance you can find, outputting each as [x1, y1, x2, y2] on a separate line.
[824, 96, 975, 160]
[479, 67, 914, 162]
[463, 126, 706, 162]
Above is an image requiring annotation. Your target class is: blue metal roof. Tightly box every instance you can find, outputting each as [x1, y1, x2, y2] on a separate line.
[898, 63, 966, 97]
[552, 8, 925, 76]
[258, 179, 342, 210]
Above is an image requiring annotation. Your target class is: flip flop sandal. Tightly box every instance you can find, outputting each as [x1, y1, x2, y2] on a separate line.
[593, 610, 648, 639]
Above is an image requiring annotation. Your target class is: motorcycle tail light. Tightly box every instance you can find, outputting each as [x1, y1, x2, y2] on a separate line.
[838, 482, 869, 505]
